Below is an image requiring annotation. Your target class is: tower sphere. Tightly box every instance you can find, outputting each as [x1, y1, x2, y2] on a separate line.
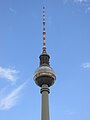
[34, 65, 56, 87]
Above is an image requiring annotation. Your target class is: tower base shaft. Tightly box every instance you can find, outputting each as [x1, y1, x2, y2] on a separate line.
[41, 84, 50, 120]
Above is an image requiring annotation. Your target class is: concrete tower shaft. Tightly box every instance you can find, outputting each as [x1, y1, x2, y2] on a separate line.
[41, 84, 50, 120]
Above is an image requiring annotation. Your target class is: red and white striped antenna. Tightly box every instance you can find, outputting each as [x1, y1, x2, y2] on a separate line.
[42, 6, 46, 53]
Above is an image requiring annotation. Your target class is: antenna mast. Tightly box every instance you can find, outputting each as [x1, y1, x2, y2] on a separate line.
[42, 6, 46, 53]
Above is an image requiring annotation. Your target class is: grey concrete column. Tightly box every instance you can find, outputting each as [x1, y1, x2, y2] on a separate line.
[40, 84, 50, 120]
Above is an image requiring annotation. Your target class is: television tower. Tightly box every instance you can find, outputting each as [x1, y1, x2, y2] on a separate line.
[34, 7, 56, 120]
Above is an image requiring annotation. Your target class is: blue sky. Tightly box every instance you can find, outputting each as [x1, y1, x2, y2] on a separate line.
[0, 0, 90, 120]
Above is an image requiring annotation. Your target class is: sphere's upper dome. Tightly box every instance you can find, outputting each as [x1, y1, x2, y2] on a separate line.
[34, 66, 56, 87]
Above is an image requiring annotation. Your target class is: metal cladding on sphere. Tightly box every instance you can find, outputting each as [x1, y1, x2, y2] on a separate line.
[34, 66, 56, 87]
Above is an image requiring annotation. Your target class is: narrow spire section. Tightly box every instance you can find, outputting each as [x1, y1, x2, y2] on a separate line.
[42, 6, 46, 53]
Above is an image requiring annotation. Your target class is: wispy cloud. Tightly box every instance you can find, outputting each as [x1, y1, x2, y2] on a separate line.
[9, 8, 16, 14]
[74, 0, 88, 3]
[0, 66, 18, 82]
[81, 62, 90, 69]
[64, 0, 88, 4]
[64, 0, 90, 12]
[74, 0, 90, 12]
[0, 83, 26, 111]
